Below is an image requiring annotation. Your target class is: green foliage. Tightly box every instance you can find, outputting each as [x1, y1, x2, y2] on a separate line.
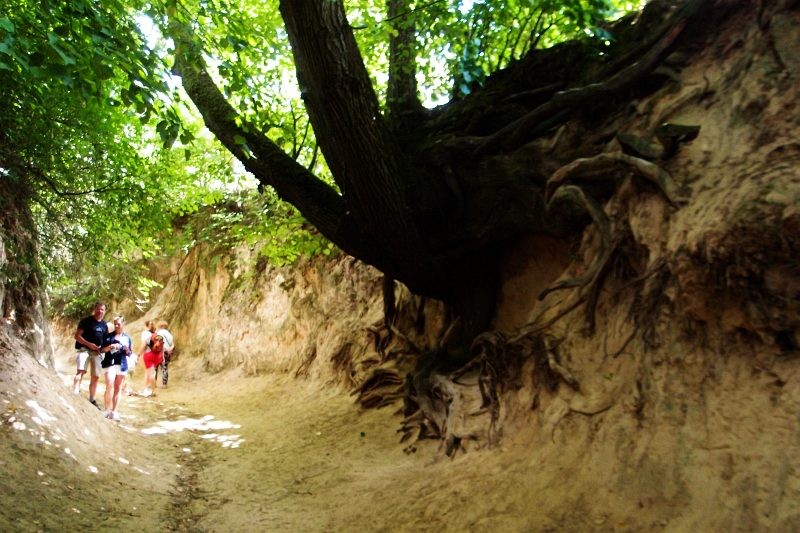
[134, 276, 164, 310]
[0, 0, 255, 317]
[406, 0, 623, 101]
[1, 0, 637, 317]
[48, 256, 153, 319]
[179, 189, 337, 269]
[163, 0, 632, 119]
[0, 0, 173, 127]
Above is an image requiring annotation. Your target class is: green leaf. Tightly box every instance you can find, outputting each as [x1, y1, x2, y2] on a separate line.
[0, 18, 14, 33]
[47, 33, 76, 66]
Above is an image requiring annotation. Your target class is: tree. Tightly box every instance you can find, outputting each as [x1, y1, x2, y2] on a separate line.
[0, 0, 249, 323]
[167, 0, 708, 343]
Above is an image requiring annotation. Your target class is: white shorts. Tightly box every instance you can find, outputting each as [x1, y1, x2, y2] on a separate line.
[103, 365, 122, 379]
[76, 351, 102, 377]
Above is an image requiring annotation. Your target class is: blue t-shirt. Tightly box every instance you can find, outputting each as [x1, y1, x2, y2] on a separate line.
[74, 316, 109, 350]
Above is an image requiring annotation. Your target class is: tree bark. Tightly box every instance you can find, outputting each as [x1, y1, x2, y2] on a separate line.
[279, 0, 443, 293]
[386, 0, 424, 125]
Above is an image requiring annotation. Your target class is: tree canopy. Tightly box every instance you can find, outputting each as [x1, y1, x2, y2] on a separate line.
[163, 0, 700, 338]
[1, 0, 707, 336]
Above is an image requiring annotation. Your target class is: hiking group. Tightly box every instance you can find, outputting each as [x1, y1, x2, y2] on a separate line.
[72, 301, 176, 420]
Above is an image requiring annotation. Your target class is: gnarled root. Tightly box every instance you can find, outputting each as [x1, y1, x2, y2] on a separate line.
[545, 152, 682, 207]
[537, 151, 677, 335]
[355, 368, 405, 408]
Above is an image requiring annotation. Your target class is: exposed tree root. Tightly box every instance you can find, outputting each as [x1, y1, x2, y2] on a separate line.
[541, 185, 612, 298]
[544, 336, 580, 391]
[536, 149, 679, 335]
[394, 134, 689, 454]
[474, 0, 711, 155]
[295, 346, 317, 378]
[354, 368, 405, 408]
[544, 152, 682, 207]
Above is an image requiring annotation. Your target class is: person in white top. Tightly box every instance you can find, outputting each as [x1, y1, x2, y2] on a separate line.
[131, 320, 156, 395]
[155, 321, 175, 387]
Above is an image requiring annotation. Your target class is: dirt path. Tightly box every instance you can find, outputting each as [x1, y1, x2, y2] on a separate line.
[125, 360, 627, 532]
[152, 363, 432, 531]
[37, 355, 462, 531]
[80, 357, 553, 532]
[0, 337, 670, 532]
[1, 351, 614, 532]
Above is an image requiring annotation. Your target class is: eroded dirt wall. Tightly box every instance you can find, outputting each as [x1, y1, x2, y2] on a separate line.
[126, 245, 447, 393]
[477, 4, 800, 528]
[0, 177, 51, 366]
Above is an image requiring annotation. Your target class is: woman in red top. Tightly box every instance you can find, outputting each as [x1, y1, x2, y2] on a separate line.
[140, 334, 164, 397]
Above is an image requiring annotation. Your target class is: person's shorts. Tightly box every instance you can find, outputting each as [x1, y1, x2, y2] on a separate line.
[126, 354, 138, 372]
[76, 351, 102, 377]
[103, 364, 122, 379]
[143, 352, 163, 369]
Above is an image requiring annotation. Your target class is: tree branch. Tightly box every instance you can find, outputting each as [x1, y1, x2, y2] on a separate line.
[172, 31, 385, 267]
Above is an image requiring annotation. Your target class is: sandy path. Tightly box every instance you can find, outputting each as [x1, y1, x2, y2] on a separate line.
[158, 363, 431, 531]
[27, 353, 609, 532]
[111, 356, 565, 532]
[0, 341, 652, 532]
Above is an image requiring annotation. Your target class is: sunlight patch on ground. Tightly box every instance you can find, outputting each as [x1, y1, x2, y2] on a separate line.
[141, 414, 244, 448]
[200, 432, 244, 448]
[26, 400, 57, 424]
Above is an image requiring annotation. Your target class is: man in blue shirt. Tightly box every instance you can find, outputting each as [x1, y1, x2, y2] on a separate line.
[72, 302, 109, 409]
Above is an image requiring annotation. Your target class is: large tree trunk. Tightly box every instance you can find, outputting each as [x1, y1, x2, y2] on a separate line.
[279, 0, 444, 292]
[385, 0, 424, 125]
[175, 0, 718, 339]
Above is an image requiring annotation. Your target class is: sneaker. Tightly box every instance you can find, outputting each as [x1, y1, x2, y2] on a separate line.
[104, 410, 112, 419]
[89, 399, 101, 410]
[111, 411, 121, 421]
[140, 388, 152, 398]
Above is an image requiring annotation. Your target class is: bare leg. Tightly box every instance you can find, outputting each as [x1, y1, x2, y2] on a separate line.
[89, 375, 99, 402]
[72, 371, 85, 394]
[88, 356, 100, 402]
[162, 354, 170, 387]
[143, 367, 155, 395]
[112, 375, 124, 416]
[103, 372, 114, 415]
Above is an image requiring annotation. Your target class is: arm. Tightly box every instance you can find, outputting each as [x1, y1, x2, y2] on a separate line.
[139, 332, 151, 357]
[99, 334, 121, 354]
[74, 326, 101, 352]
